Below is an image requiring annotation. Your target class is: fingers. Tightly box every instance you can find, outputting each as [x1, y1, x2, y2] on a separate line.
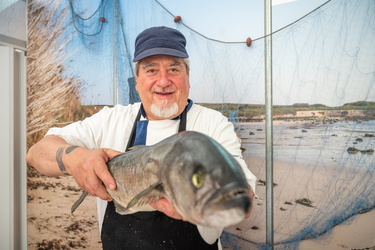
[85, 170, 112, 201]
[92, 155, 116, 192]
[86, 148, 120, 200]
[149, 199, 183, 220]
[104, 148, 122, 159]
[100, 149, 122, 191]
[245, 186, 255, 219]
[69, 148, 121, 201]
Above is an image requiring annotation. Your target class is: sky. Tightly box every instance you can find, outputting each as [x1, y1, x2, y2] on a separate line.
[66, 0, 374, 106]
[157, 0, 327, 42]
[80, 0, 329, 105]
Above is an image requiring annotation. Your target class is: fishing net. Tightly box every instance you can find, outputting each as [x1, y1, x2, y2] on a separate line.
[28, 0, 375, 249]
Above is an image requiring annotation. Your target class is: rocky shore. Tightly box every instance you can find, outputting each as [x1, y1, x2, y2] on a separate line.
[238, 109, 373, 122]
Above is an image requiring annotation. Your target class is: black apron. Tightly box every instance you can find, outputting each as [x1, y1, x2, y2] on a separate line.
[101, 105, 218, 250]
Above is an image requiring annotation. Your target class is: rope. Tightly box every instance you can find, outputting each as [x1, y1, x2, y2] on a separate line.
[68, 0, 103, 20]
[68, 0, 108, 36]
[154, 0, 332, 44]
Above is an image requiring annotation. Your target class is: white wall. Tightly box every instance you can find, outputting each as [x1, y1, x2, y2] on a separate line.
[0, 1, 27, 42]
[0, 45, 27, 250]
[0, 1, 27, 249]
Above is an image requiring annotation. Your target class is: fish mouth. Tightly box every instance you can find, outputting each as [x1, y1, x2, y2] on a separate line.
[199, 182, 250, 227]
[204, 182, 251, 215]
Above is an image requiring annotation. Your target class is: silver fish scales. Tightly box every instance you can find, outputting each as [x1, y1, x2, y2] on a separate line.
[72, 131, 251, 229]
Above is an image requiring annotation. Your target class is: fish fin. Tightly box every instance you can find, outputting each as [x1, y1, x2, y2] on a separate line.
[71, 191, 89, 214]
[126, 182, 165, 210]
[113, 200, 129, 215]
[197, 225, 223, 244]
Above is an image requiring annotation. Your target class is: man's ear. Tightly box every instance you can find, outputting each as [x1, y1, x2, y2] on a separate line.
[135, 77, 139, 92]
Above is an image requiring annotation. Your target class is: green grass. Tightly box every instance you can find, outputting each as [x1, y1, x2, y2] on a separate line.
[197, 101, 375, 119]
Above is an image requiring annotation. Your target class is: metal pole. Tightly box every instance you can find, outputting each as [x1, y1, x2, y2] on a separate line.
[264, 0, 274, 249]
[113, 0, 118, 105]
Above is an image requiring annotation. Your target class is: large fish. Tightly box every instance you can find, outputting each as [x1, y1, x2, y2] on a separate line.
[72, 131, 251, 242]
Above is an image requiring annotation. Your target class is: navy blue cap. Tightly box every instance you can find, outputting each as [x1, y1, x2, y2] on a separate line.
[133, 26, 189, 62]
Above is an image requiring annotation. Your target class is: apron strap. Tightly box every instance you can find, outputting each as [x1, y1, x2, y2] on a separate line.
[178, 106, 187, 132]
[125, 108, 141, 151]
[126, 103, 188, 150]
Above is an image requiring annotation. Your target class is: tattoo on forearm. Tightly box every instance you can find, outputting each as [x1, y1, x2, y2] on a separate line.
[66, 145, 79, 154]
[56, 147, 70, 176]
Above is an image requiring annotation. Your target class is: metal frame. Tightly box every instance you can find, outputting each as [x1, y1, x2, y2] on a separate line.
[0, 0, 28, 249]
[0, 45, 27, 250]
[264, 0, 274, 248]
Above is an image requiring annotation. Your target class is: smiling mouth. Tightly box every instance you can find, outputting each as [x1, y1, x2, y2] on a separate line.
[157, 92, 173, 96]
[153, 89, 175, 96]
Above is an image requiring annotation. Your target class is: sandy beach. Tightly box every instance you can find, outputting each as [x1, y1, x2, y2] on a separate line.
[223, 120, 375, 249]
[27, 173, 102, 249]
[27, 120, 375, 249]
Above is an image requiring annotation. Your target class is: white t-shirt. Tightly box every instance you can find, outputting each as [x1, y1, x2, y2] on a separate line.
[47, 102, 257, 246]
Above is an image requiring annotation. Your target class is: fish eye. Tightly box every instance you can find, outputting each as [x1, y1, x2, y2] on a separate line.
[192, 171, 205, 189]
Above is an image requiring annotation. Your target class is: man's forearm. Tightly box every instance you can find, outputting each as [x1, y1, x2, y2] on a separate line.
[26, 135, 72, 176]
[27, 135, 119, 201]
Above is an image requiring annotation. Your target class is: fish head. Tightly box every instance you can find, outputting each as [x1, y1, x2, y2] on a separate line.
[159, 131, 251, 228]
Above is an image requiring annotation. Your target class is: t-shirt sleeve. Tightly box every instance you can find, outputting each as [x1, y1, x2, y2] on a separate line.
[211, 114, 257, 192]
[46, 106, 111, 149]
[190, 106, 257, 192]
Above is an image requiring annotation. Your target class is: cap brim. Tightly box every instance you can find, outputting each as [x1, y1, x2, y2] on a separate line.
[133, 47, 189, 62]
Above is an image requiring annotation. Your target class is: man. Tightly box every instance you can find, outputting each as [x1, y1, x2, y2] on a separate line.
[27, 26, 256, 249]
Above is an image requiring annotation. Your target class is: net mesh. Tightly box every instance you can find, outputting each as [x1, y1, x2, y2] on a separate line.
[32, 0, 375, 248]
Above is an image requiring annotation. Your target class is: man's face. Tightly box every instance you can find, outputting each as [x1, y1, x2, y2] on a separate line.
[135, 55, 190, 120]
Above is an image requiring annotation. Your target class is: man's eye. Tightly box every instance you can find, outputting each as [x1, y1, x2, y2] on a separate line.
[169, 68, 179, 73]
[147, 69, 155, 73]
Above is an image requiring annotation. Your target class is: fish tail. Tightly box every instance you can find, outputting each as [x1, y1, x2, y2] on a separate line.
[71, 191, 89, 214]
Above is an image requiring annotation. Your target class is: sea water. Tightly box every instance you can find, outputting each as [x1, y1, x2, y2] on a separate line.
[238, 120, 375, 171]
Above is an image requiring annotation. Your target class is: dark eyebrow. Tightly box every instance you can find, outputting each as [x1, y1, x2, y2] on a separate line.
[141, 62, 157, 69]
[141, 60, 182, 69]
[170, 61, 182, 67]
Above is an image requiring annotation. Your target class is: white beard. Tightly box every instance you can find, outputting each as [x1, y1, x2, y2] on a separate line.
[150, 101, 179, 118]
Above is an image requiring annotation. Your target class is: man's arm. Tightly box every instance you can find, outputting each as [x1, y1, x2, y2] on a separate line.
[26, 135, 120, 201]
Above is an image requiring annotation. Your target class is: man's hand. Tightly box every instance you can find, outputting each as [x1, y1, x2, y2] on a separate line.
[149, 198, 184, 220]
[65, 147, 121, 201]
[245, 185, 255, 219]
[26, 135, 121, 201]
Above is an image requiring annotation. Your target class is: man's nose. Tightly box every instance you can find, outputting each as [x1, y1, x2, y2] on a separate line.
[157, 71, 171, 87]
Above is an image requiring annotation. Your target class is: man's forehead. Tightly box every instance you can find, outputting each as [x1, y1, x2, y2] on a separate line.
[140, 55, 183, 66]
